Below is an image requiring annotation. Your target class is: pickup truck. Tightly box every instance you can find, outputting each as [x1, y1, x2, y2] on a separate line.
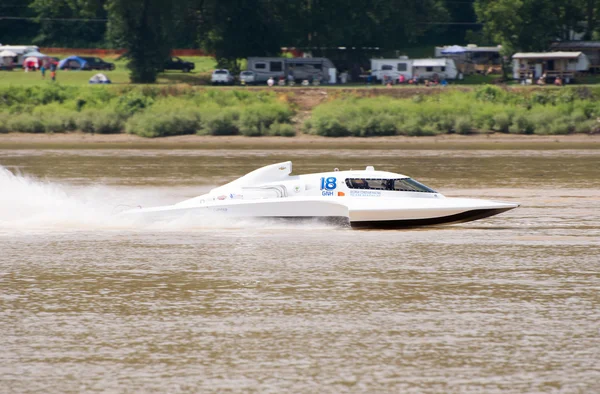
[211, 69, 235, 85]
[163, 57, 195, 73]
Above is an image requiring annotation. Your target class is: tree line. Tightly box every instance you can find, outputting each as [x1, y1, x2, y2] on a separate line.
[1, 0, 600, 82]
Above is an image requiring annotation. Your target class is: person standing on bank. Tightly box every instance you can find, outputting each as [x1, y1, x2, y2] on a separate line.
[50, 62, 57, 82]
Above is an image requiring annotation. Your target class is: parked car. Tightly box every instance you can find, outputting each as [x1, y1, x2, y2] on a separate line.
[239, 70, 256, 85]
[80, 57, 115, 71]
[211, 69, 235, 85]
[163, 57, 195, 73]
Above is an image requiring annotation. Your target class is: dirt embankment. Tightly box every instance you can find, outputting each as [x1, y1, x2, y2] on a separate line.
[1, 132, 599, 150]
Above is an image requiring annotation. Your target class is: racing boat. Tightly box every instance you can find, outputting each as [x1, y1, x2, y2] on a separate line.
[125, 161, 519, 229]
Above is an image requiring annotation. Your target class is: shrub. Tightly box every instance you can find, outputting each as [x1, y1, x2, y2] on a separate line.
[0, 117, 7, 133]
[237, 103, 293, 136]
[574, 119, 597, 134]
[508, 115, 535, 134]
[76, 110, 124, 134]
[548, 119, 574, 135]
[239, 123, 268, 137]
[307, 116, 350, 137]
[268, 122, 296, 137]
[115, 91, 155, 116]
[455, 117, 472, 135]
[0, 84, 73, 107]
[474, 85, 506, 103]
[126, 109, 199, 137]
[345, 113, 397, 137]
[43, 115, 69, 133]
[199, 108, 240, 135]
[492, 113, 511, 133]
[7, 114, 45, 133]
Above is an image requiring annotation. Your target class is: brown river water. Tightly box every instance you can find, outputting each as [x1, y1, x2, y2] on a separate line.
[1, 147, 599, 393]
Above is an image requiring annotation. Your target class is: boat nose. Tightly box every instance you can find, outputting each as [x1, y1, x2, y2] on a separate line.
[496, 201, 520, 210]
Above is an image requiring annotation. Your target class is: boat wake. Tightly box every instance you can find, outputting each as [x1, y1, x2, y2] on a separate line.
[0, 167, 340, 233]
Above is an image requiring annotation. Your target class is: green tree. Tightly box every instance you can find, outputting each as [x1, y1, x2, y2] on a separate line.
[580, 0, 600, 39]
[197, 0, 285, 71]
[475, 0, 587, 52]
[106, 0, 175, 83]
[30, 0, 108, 47]
[284, 0, 448, 49]
[0, 0, 38, 44]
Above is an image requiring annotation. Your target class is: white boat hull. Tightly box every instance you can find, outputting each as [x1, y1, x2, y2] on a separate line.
[127, 197, 517, 229]
[123, 161, 519, 229]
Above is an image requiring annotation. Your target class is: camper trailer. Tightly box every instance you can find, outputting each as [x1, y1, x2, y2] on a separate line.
[246, 57, 336, 83]
[412, 58, 458, 80]
[370, 58, 412, 82]
[0, 45, 40, 67]
[512, 52, 590, 82]
[370, 57, 458, 82]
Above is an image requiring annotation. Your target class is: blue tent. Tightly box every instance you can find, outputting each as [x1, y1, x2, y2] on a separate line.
[441, 45, 467, 55]
[58, 56, 88, 70]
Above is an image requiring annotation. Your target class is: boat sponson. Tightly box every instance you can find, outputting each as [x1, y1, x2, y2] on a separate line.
[349, 208, 515, 229]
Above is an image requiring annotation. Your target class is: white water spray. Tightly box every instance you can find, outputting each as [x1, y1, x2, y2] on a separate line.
[0, 166, 148, 230]
[0, 166, 338, 232]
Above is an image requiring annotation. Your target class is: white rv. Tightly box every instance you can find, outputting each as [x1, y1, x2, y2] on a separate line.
[246, 57, 337, 83]
[370, 58, 412, 82]
[370, 57, 458, 82]
[0, 45, 40, 67]
[412, 58, 458, 80]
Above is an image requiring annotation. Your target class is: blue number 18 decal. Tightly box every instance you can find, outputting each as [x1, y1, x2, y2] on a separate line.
[320, 177, 337, 190]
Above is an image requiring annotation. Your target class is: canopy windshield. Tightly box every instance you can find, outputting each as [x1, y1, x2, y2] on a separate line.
[345, 178, 437, 193]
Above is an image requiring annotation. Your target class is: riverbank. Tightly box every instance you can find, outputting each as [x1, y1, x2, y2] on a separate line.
[2, 131, 599, 149]
[2, 85, 600, 138]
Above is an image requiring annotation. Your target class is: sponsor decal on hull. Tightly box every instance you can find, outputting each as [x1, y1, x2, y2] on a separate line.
[349, 190, 382, 197]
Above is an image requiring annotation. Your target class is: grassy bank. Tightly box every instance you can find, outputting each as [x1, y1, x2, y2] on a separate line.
[2, 84, 600, 137]
[305, 86, 600, 136]
[0, 85, 295, 137]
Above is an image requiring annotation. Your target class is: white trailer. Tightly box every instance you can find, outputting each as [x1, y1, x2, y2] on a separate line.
[412, 58, 458, 80]
[0, 45, 40, 67]
[370, 57, 458, 82]
[370, 58, 412, 82]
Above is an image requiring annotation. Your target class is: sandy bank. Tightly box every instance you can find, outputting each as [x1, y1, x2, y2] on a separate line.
[1, 132, 600, 149]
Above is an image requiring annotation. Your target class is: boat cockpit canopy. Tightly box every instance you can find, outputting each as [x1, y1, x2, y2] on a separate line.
[345, 178, 437, 193]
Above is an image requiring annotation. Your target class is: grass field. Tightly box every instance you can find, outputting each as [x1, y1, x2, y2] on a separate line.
[1, 53, 597, 91]
[0, 55, 218, 86]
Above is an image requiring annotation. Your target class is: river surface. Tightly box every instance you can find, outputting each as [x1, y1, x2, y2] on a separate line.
[1, 148, 599, 393]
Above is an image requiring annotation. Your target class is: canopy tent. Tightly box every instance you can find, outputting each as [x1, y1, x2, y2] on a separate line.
[440, 45, 467, 55]
[512, 51, 583, 60]
[22, 50, 48, 58]
[23, 56, 43, 69]
[89, 73, 111, 84]
[0, 50, 17, 57]
[58, 56, 88, 70]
